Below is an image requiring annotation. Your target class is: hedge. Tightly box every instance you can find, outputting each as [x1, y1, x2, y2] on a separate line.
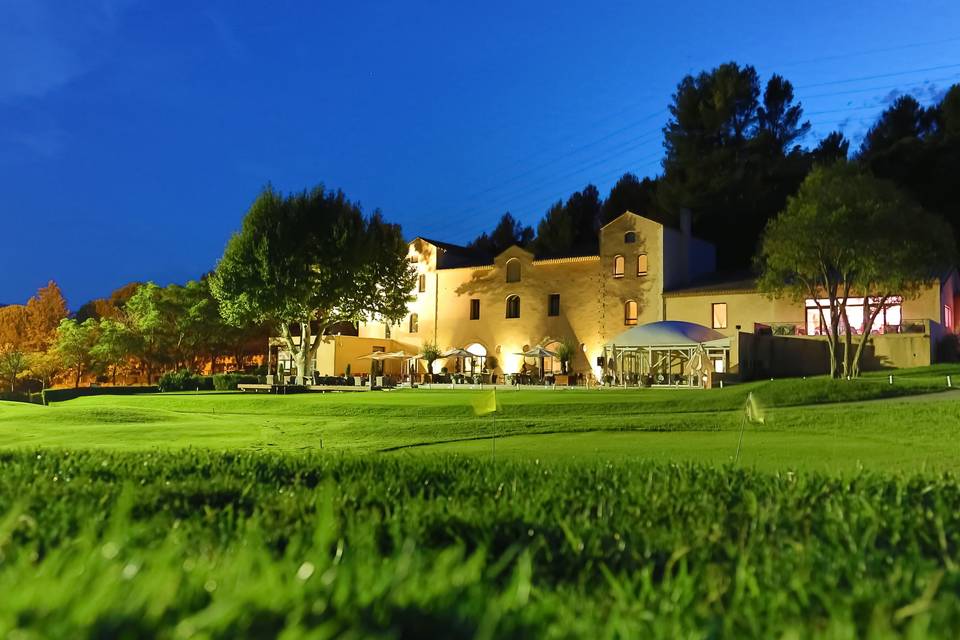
[212, 373, 260, 391]
[41, 386, 160, 404]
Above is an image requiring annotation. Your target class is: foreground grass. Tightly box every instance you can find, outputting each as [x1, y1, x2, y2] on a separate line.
[2, 450, 960, 638]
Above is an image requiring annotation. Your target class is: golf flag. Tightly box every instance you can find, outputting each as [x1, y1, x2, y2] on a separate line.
[745, 392, 765, 425]
[471, 389, 499, 416]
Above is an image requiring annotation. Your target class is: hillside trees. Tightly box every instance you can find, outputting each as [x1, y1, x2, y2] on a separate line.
[757, 162, 955, 378]
[658, 63, 812, 268]
[600, 173, 659, 226]
[211, 185, 414, 384]
[467, 212, 534, 255]
[858, 85, 960, 247]
[533, 184, 603, 256]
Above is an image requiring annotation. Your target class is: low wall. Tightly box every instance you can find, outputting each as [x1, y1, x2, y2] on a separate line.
[736, 331, 933, 380]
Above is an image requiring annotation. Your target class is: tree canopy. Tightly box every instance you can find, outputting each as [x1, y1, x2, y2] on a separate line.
[757, 162, 955, 377]
[211, 184, 414, 382]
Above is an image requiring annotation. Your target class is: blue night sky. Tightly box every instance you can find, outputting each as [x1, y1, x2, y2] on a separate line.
[2, 0, 960, 307]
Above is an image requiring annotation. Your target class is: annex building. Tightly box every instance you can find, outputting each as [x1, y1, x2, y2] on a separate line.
[310, 211, 960, 386]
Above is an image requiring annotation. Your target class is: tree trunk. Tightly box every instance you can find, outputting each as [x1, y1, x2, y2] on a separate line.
[852, 296, 887, 378]
[74, 366, 81, 388]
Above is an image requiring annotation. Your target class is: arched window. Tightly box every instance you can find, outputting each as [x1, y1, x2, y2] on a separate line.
[409, 313, 419, 333]
[613, 255, 625, 278]
[505, 295, 520, 319]
[506, 258, 521, 283]
[637, 253, 648, 276]
[624, 231, 636, 244]
[624, 300, 638, 326]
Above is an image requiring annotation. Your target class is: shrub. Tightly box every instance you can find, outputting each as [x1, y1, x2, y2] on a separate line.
[212, 373, 260, 391]
[158, 370, 202, 392]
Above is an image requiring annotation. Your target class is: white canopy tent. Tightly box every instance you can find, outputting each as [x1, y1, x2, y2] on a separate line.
[603, 321, 731, 388]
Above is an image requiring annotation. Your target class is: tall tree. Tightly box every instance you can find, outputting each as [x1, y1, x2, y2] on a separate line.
[600, 173, 658, 226]
[858, 87, 960, 250]
[858, 95, 933, 161]
[756, 74, 811, 152]
[211, 185, 414, 383]
[53, 318, 100, 388]
[0, 345, 28, 392]
[124, 282, 174, 381]
[532, 200, 573, 257]
[0, 305, 28, 350]
[811, 131, 850, 165]
[532, 184, 602, 256]
[658, 63, 811, 268]
[24, 281, 69, 351]
[757, 162, 954, 377]
[467, 212, 534, 255]
[91, 318, 136, 385]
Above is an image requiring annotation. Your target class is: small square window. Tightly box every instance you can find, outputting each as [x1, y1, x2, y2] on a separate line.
[712, 303, 727, 330]
[548, 294, 560, 317]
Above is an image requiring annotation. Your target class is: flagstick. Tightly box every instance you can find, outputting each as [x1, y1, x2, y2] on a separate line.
[734, 410, 747, 465]
[492, 412, 496, 462]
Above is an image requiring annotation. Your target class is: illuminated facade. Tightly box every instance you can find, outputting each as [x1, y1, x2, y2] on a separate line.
[314, 211, 960, 380]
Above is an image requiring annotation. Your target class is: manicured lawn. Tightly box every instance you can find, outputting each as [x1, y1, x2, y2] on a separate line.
[2, 374, 959, 473]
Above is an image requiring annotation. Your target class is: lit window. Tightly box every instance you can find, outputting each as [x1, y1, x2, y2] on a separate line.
[624, 231, 636, 243]
[506, 295, 520, 319]
[613, 255, 625, 278]
[418, 274, 426, 293]
[712, 303, 727, 329]
[506, 259, 521, 283]
[804, 297, 903, 335]
[548, 294, 560, 317]
[409, 313, 418, 333]
[624, 300, 638, 326]
[470, 299, 480, 320]
[637, 254, 648, 276]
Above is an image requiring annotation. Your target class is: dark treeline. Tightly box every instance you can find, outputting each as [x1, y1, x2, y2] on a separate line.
[468, 62, 960, 270]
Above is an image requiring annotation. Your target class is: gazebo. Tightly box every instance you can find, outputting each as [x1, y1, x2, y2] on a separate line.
[603, 321, 730, 388]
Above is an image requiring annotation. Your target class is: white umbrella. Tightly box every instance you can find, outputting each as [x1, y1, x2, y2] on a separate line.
[514, 346, 557, 358]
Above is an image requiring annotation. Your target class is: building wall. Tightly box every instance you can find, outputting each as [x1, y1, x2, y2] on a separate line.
[314, 335, 407, 377]
[665, 291, 800, 373]
[350, 213, 956, 380]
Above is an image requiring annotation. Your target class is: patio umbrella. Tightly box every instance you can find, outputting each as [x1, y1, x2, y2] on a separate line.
[441, 348, 475, 358]
[442, 348, 480, 376]
[513, 346, 558, 380]
[515, 346, 557, 358]
[357, 352, 391, 360]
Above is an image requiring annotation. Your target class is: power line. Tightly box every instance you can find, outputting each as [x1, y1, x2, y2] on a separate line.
[796, 62, 960, 89]
[409, 62, 960, 242]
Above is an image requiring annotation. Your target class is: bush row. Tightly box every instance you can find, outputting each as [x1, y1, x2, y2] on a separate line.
[157, 370, 262, 392]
